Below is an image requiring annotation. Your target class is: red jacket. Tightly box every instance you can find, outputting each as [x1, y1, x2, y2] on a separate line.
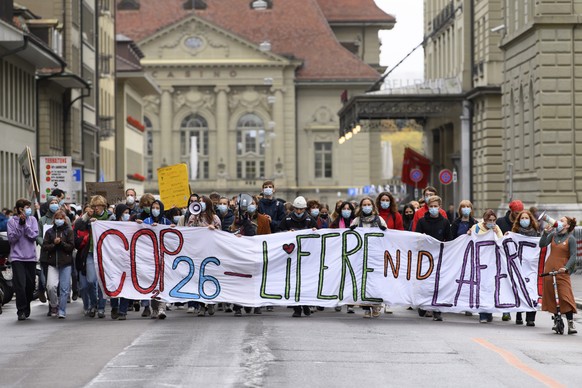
[411, 204, 448, 231]
[378, 208, 404, 230]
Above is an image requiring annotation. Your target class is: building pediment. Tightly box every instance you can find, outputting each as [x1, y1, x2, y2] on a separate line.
[138, 15, 292, 67]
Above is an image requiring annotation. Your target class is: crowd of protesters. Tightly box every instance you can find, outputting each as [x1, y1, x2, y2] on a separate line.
[1, 182, 578, 334]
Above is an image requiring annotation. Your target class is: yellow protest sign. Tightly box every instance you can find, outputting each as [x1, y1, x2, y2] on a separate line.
[157, 163, 190, 208]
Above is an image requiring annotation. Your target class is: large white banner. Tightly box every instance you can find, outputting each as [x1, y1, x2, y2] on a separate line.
[92, 222, 548, 312]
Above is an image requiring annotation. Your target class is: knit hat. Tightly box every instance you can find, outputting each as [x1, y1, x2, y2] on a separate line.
[509, 200, 524, 212]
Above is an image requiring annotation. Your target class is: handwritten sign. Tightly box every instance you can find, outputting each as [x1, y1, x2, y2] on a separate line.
[18, 146, 39, 201]
[157, 163, 190, 208]
[92, 222, 545, 312]
[85, 181, 125, 204]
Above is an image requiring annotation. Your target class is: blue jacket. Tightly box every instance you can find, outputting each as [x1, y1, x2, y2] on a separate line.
[0, 212, 8, 232]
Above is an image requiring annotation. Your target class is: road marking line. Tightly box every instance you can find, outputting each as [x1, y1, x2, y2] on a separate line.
[473, 338, 565, 388]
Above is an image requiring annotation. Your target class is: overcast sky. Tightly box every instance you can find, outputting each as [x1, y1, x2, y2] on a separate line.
[374, 0, 424, 85]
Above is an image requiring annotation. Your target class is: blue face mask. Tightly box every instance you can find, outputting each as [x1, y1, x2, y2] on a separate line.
[362, 205, 373, 215]
[311, 209, 320, 217]
[428, 207, 439, 217]
[152, 209, 160, 217]
[263, 188, 273, 197]
[173, 216, 181, 224]
[461, 207, 471, 217]
[247, 205, 257, 214]
[49, 203, 59, 213]
[24, 208, 32, 217]
[294, 211, 304, 218]
[59, 200, 65, 207]
[217, 204, 228, 214]
[486, 222, 496, 229]
[200, 202, 207, 212]
[341, 209, 352, 219]
[122, 213, 131, 221]
[556, 221, 564, 233]
[380, 201, 390, 210]
[520, 219, 530, 228]
[54, 219, 65, 227]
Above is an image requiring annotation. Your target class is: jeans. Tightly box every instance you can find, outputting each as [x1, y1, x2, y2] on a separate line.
[47, 265, 72, 316]
[11, 261, 36, 316]
[79, 252, 101, 310]
[110, 298, 130, 315]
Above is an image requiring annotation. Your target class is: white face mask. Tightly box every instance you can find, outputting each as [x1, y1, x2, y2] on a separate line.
[126, 196, 135, 205]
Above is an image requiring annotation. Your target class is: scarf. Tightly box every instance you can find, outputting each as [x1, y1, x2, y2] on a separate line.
[359, 214, 378, 225]
[517, 226, 538, 237]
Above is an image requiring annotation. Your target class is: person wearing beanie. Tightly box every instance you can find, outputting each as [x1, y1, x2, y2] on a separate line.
[497, 200, 524, 234]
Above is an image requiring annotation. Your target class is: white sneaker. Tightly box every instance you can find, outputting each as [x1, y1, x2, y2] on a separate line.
[363, 310, 371, 318]
[187, 306, 195, 314]
[347, 306, 355, 314]
[372, 306, 381, 318]
[158, 309, 166, 319]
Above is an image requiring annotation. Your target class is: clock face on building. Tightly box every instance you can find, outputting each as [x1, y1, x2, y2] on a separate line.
[184, 36, 204, 50]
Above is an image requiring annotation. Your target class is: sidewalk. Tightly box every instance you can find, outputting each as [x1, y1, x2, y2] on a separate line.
[570, 273, 582, 310]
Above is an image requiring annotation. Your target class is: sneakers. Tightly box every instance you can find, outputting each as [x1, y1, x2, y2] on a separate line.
[568, 320, 577, 335]
[363, 309, 371, 318]
[133, 302, 141, 312]
[526, 321, 535, 327]
[111, 307, 119, 320]
[502, 313, 511, 321]
[97, 310, 105, 319]
[50, 306, 58, 317]
[150, 309, 159, 319]
[187, 306, 195, 314]
[207, 305, 215, 316]
[88, 307, 96, 318]
[371, 306, 381, 318]
[302, 306, 311, 317]
[266, 306, 274, 312]
[117, 314, 127, 321]
[158, 309, 166, 320]
[516, 318, 523, 325]
[225, 304, 233, 313]
[244, 307, 252, 314]
[72, 291, 78, 301]
[141, 306, 151, 318]
[17, 313, 26, 321]
[292, 310, 301, 318]
[347, 306, 355, 314]
[198, 307, 206, 317]
[234, 309, 242, 317]
[253, 307, 262, 315]
[432, 312, 443, 321]
[334, 306, 342, 312]
[480, 319, 488, 323]
[58, 314, 66, 319]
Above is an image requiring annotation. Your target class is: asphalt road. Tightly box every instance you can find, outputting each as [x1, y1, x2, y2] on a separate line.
[0, 301, 581, 387]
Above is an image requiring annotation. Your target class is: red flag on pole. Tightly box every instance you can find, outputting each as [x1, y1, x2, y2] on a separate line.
[401, 147, 431, 188]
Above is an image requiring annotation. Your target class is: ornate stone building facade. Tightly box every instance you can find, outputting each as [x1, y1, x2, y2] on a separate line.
[116, 0, 393, 202]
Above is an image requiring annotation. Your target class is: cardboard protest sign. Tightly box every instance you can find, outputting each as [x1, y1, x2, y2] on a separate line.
[157, 163, 190, 208]
[85, 181, 125, 204]
[18, 146, 39, 201]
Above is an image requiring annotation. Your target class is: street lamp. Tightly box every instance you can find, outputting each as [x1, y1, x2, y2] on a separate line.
[251, 0, 268, 10]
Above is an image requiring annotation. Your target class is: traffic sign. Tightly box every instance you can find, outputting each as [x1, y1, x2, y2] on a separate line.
[410, 169, 423, 183]
[439, 169, 453, 185]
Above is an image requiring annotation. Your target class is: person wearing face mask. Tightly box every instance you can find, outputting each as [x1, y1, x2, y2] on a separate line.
[216, 196, 235, 232]
[509, 210, 540, 326]
[497, 200, 524, 234]
[177, 194, 199, 226]
[306, 200, 326, 229]
[133, 193, 155, 222]
[36, 196, 63, 307]
[42, 210, 75, 319]
[317, 204, 330, 228]
[468, 209, 503, 323]
[411, 186, 448, 231]
[257, 180, 286, 233]
[125, 188, 139, 217]
[141, 200, 172, 227]
[539, 215, 578, 335]
[401, 204, 415, 231]
[375, 191, 403, 230]
[450, 200, 477, 239]
[350, 197, 386, 318]
[415, 195, 451, 321]
[330, 201, 356, 313]
[7, 199, 39, 321]
[278, 196, 318, 318]
[107, 204, 134, 320]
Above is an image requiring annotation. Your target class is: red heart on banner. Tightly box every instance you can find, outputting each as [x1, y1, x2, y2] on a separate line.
[282, 243, 295, 255]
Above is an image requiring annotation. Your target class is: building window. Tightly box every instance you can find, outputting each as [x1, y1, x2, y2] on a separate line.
[314, 142, 332, 178]
[236, 113, 265, 179]
[82, 2, 95, 47]
[180, 114, 209, 179]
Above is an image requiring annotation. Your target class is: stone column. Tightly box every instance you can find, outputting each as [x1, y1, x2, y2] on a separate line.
[159, 87, 174, 166]
[214, 86, 229, 180]
[272, 87, 285, 180]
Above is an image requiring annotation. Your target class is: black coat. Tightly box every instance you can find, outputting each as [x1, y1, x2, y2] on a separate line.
[279, 212, 317, 231]
[258, 198, 286, 232]
[496, 211, 513, 234]
[415, 212, 452, 242]
[42, 224, 75, 267]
